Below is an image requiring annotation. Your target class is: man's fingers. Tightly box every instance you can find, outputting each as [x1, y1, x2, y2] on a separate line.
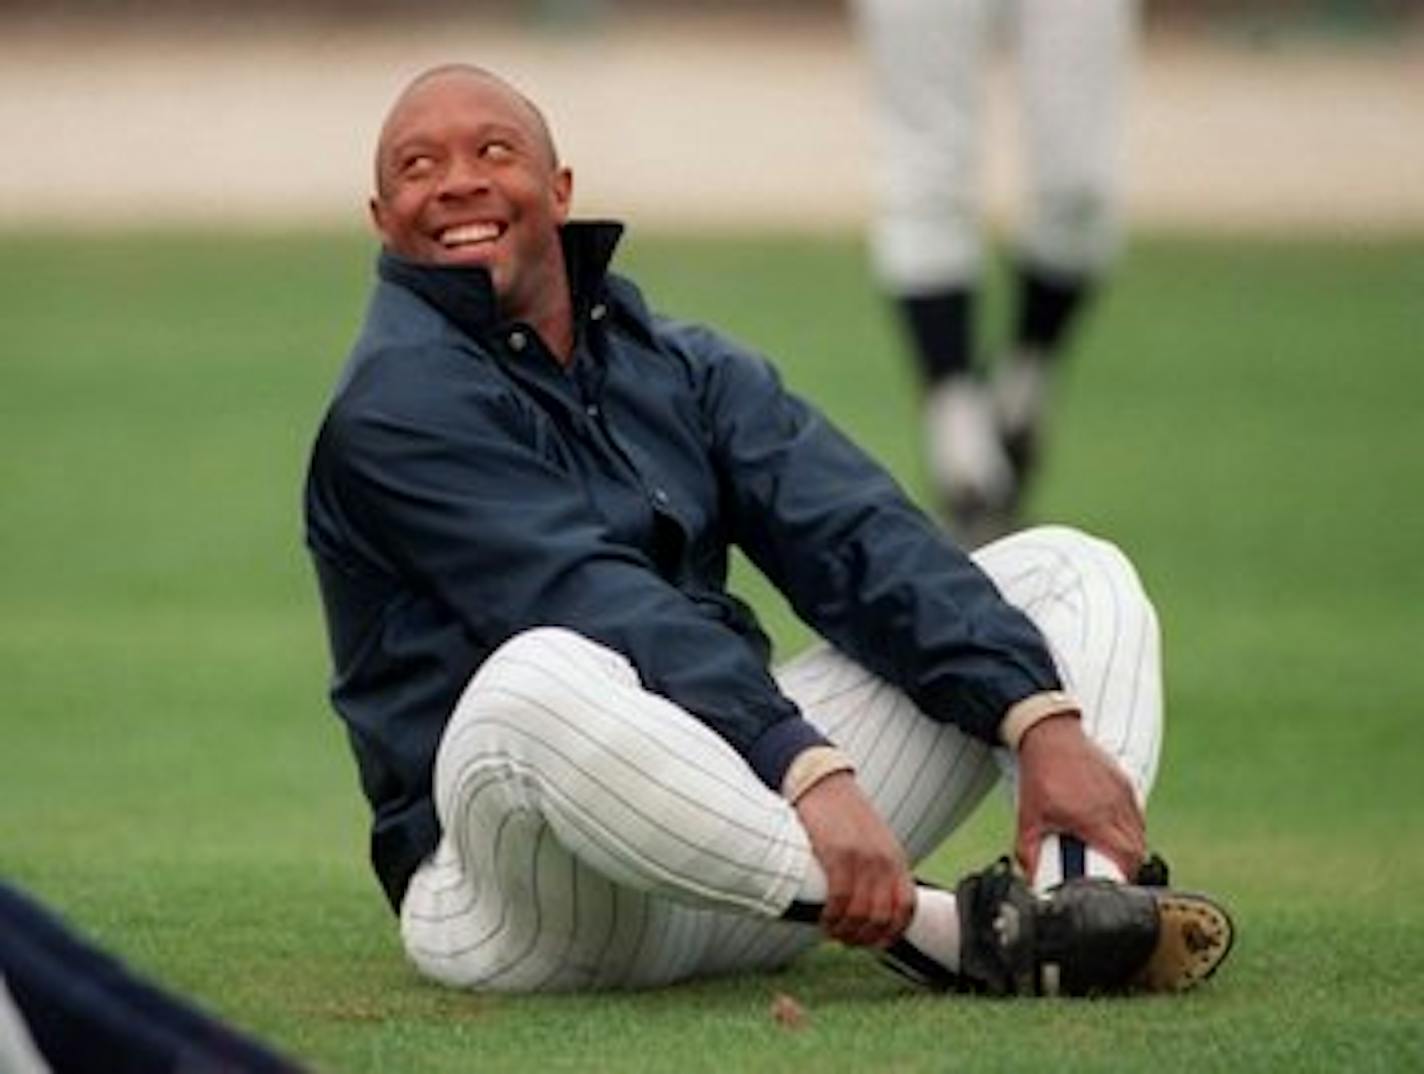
[837, 870, 886, 947]
[1083, 794, 1146, 877]
[822, 863, 909, 948]
[881, 875, 915, 948]
[1106, 813, 1147, 879]
[824, 867, 862, 943]
[819, 871, 851, 932]
[1016, 817, 1043, 879]
[860, 873, 902, 947]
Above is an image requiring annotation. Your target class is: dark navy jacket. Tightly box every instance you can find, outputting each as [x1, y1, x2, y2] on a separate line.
[304, 222, 1062, 910]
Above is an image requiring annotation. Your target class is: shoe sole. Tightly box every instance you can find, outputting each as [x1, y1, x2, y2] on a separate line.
[1135, 891, 1235, 992]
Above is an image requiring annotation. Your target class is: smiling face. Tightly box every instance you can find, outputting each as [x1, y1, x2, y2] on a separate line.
[370, 68, 573, 328]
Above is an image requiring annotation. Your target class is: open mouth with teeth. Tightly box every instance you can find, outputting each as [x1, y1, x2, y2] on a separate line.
[439, 221, 507, 249]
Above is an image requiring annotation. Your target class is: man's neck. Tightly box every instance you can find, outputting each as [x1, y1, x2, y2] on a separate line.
[514, 244, 577, 365]
[533, 291, 575, 365]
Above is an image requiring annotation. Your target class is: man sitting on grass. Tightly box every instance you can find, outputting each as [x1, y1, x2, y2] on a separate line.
[304, 64, 1233, 996]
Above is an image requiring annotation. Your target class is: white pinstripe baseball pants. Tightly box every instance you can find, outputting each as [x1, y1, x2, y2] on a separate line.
[399, 525, 1162, 991]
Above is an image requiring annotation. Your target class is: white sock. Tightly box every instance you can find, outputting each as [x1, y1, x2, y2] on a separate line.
[923, 376, 1017, 505]
[797, 857, 829, 903]
[1032, 834, 1126, 892]
[902, 886, 960, 972]
[993, 346, 1050, 437]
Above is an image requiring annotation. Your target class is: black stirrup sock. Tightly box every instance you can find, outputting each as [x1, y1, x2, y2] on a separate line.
[781, 899, 822, 925]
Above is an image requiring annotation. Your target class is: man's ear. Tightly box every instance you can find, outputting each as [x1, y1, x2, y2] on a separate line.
[368, 195, 391, 244]
[552, 167, 574, 225]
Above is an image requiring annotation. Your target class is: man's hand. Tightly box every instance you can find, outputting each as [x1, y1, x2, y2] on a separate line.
[1015, 713, 1146, 881]
[793, 771, 914, 949]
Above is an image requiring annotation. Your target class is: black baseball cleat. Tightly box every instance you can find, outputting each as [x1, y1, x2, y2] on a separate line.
[954, 857, 1234, 997]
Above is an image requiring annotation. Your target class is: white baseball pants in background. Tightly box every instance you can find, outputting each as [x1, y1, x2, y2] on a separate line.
[400, 525, 1162, 991]
[852, 0, 1138, 289]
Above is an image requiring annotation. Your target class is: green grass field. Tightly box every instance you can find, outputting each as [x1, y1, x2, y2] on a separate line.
[2, 229, 1422, 1071]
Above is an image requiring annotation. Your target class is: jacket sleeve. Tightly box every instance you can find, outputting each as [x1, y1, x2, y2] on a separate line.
[688, 326, 1063, 745]
[320, 343, 829, 790]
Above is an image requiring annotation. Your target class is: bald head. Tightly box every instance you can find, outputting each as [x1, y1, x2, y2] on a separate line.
[373, 64, 559, 198]
[366, 61, 576, 352]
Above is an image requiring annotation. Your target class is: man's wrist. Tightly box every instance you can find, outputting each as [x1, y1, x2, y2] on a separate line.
[781, 745, 857, 803]
[1000, 690, 1081, 750]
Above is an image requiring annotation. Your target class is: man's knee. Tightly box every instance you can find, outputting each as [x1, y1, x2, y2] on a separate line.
[460, 627, 635, 718]
[997, 524, 1152, 601]
[445, 625, 655, 760]
[1013, 523, 1108, 556]
[1026, 182, 1120, 275]
[438, 628, 634, 806]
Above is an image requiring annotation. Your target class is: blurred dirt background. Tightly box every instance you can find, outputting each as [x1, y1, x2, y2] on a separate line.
[1, 3, 1420, 233]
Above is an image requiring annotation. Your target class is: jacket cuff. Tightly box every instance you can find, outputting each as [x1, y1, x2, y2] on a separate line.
[780, 744, 857, 803]
[999, 689, 1081, 750]
[746, 717, 831, 790]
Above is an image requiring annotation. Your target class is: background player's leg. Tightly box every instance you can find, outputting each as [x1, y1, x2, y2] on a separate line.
[1016, 0, 1134, 287]
[400, 628, 815, 992]
[997, 0, 1139, 492]
[973, 525, 1163, 888]
[851, 0, 1016, 541]
[852, 0, 990, 298]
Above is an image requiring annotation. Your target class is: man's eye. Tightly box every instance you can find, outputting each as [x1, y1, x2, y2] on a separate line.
[482, 141, 514, 161]
[401, 154, 435, 175]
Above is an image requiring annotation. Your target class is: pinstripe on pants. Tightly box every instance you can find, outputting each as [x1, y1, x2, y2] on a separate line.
[399, 525, 1162, 990]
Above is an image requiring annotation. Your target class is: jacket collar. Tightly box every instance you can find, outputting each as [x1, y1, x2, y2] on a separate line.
[376, 220, 625, 344]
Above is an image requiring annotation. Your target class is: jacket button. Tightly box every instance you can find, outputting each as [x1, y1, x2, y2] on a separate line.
[590, 303, 607, 321]
[586, 404, 600, 418]
[652, 488, 670, 507]
[508, 330, 528, 352]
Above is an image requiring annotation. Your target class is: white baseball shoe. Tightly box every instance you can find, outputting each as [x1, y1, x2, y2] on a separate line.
[992, 348, 1051, 487]
[923, 376, 1019, 547]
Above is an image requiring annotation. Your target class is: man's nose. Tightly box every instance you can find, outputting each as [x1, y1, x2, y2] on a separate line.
[437, 153, 490, 198]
